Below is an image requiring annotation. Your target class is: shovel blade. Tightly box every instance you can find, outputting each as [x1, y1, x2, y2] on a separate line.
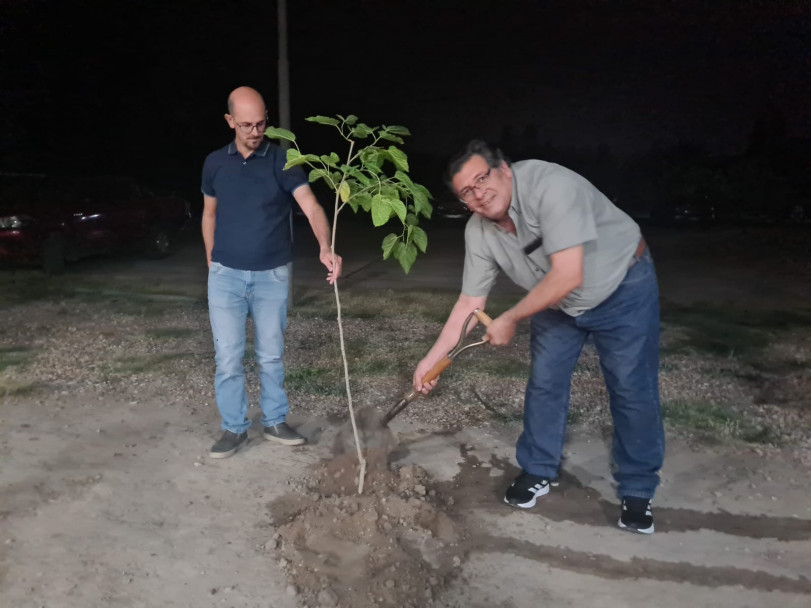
[333, 405, 398, 456]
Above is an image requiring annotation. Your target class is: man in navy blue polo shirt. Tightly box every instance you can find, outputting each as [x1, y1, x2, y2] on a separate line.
[201, 86, 342, 458]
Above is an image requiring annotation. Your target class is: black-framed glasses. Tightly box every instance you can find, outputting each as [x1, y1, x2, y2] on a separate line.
[458, 168, 492, 203]
[234, 119, 268, 134]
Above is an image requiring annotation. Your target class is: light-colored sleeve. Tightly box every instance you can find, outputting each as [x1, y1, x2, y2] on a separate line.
[461, 217, 500, 297]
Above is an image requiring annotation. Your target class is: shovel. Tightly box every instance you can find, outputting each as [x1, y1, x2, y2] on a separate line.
[333, 308, 493, 455]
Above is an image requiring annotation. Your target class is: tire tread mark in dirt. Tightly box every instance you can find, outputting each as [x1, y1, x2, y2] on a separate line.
[432, 444, 811, 541]
[465, 534, 811, 594]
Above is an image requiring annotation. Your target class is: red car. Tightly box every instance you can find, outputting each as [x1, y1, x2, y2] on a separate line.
[0, 173, 190, 273]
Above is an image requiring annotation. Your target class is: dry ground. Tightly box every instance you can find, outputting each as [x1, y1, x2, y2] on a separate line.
[1, 223, 810, 607]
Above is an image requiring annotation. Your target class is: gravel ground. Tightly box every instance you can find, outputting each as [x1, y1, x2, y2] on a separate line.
[2, 291, 808, 459]
[2, 280, 810, 608]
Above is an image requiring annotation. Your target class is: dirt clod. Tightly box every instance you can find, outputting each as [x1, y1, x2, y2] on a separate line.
[269, 452, 466, 608]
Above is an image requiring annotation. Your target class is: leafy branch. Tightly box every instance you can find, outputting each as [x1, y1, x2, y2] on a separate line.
[266, 115, 433, 273]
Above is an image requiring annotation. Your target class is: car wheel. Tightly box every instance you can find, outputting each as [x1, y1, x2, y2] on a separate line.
[42, 234, 65, 275]
[145, 225, 172, 258]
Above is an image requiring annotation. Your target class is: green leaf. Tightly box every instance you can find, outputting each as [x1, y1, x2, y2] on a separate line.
[351, 168, 372, 186]
[265, 127, 297, 142]
[411, 185, 433, 218]
[344, 114, 358, 126]
[405, 212, 419, 226]
[359, 148, 382, 171]
[411, 226, 428, 253]
[380, 184, 399, 199]
[384, 125, 411, 136]
[371, 194, 393, 226]
[306, 115, 340, 126]
[354, 192, 372, 212]
[389, 198, 407, 222]
[283, 149, 310, 169]
[350, 123, 375, 139]
[381, 233, 398, 260]
[413, 183, 432, 199]
[370, 194, 406, 226]
[395, 242, 418, 274]
[309, 168, 333, 188]
[387, 146, 409, 172]
[379, 131, 404, 144]
[320, 153, 340, 167]
[394, 170, 414, 188]
[339, 181, 351, 203]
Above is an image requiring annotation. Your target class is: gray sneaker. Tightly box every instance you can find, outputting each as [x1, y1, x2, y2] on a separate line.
[263, 422, 306, 446]
[209, 430, 248, 459]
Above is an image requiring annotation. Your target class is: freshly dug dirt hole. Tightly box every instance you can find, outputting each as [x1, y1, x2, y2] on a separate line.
[268, 450, 466, 608]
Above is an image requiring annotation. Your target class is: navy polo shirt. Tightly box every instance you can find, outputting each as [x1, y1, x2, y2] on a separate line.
[201, 140, 308, 271]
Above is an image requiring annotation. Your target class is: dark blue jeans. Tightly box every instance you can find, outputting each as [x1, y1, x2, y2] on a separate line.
[516, 250, 664, 499]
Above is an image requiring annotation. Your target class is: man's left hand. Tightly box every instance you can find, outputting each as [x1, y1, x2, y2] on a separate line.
[319, 249, 343, 284]
[484, 314, 517, 346]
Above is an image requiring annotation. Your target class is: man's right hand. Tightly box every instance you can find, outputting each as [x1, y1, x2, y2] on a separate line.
[413, 358, 440, 394]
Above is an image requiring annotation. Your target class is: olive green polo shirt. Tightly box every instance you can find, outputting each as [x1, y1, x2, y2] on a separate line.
[461, 160, 641, 316]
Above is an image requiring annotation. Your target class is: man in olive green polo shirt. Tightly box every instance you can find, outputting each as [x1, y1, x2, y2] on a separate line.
[413, 140, 663, 534]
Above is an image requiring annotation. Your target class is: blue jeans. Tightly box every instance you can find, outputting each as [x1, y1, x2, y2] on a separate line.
[516, 249, 664, 499]
[207, 262, 290, 434]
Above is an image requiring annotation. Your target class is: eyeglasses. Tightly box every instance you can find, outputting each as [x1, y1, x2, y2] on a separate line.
[458, 168, 492, 203]
[234, 119, 267, 134]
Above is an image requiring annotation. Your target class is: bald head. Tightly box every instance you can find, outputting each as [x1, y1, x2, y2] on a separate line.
[227, 86, 266, 116]
[225, 87, 269, 157]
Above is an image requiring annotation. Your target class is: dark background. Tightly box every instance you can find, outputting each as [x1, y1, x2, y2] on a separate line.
[3, 0, 810, 220]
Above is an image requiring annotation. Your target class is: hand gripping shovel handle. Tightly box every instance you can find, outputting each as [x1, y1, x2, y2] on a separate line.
[382, 308, 493, 425]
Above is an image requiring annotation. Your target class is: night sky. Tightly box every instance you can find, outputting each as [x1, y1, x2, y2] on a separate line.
[3, 0, 810, 203]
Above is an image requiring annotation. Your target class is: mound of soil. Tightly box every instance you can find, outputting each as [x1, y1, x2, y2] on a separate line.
[268, 450, 466, 608]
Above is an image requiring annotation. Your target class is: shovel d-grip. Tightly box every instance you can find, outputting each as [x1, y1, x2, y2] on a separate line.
[381, 308, 493, 425]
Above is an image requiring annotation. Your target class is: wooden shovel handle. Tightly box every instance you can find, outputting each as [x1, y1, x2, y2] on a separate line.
[418, 309, 492, 386]
[421, 356, 453, 385]
[402, 356, 453, 403]
[473, 308, 493, 327]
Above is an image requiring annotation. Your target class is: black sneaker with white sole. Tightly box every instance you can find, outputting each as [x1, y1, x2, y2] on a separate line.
[209, 430, 248, 459]
[504, 471, 556, 508]
[263, 422, 306, 446]
[618, 497, 655, 534]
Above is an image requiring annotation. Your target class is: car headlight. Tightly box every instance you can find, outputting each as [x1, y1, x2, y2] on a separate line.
[0, 214, 35, 229]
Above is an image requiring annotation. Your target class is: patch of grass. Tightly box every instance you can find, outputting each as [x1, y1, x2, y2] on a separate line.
[660, 301, 811, 358]
[658, 360, 680, 373]
[290, 287, 515, 325]
[351, 357, 401, 377]
[663, 400, 738, 432]
[0, 272, 77, 307]
[144, 328, 198, 340]
[0, 380, 41, 397]
[662, 399, 776, 445]
[470, 389, 523, 423]
[74, 289, 180, 318]
[463, 357, 529, 379]
[0, 272, 206, 309]
[110, 352, 192, 375]
[284, 366, 344, 396]
[746, 357, 811, 374]
[0, 346, 35, 372]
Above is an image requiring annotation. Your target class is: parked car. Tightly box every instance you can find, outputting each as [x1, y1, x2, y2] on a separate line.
[0, 173, 190, 273]
[433, 195, 471, 221]
[650, 196, 717, 225]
